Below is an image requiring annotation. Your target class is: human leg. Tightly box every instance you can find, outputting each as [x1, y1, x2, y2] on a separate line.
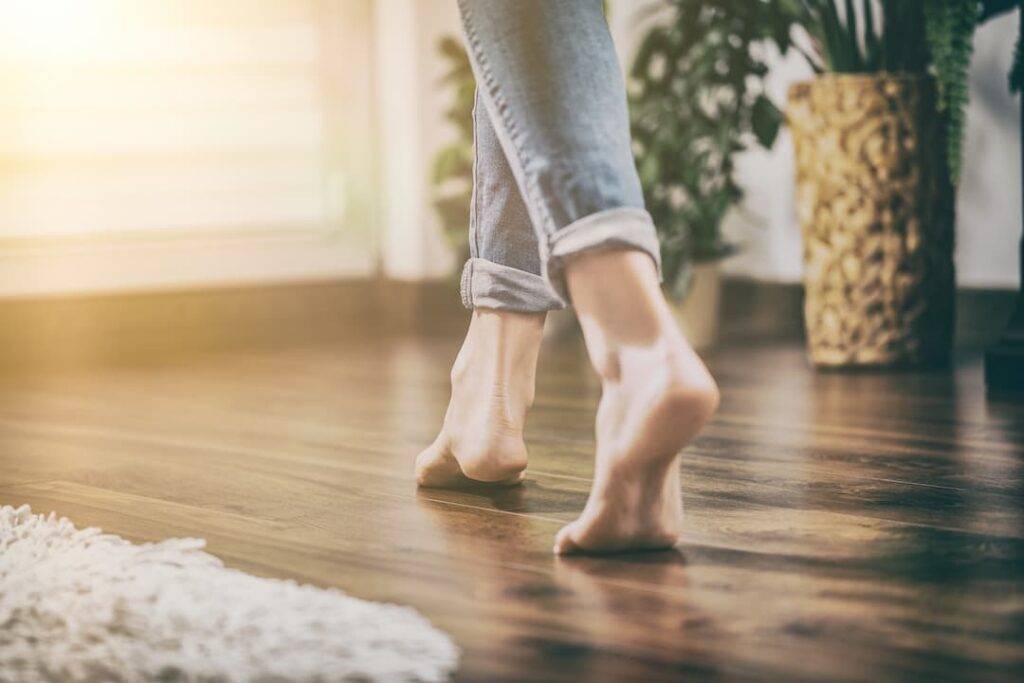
[415, 94, 556, 487]
[455, 0, 719, 551]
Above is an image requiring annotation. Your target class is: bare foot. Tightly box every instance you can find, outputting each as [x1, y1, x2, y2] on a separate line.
[553, 250, 719, 554]
[415, 309, 544, 487]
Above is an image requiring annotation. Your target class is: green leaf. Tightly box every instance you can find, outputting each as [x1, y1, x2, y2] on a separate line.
[843, 0, 863, 71]
[1011, 25, 1024, 92]
[924, 0, 982, 182]
[431, 35, 476, 253]
[431, 145, 472, 184]
[862, 0, 880, 70]
[751, 94, 784, 148]
[981, 0, 1020, 22]
[628, 0, 788, 268]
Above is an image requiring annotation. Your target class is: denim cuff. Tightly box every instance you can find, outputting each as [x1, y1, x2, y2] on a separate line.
[545, 207, 663, 304]
[460, 257, 566, 313]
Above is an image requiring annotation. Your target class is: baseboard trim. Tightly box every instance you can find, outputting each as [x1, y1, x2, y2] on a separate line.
[0, 278, 466, 371]
[718, 277, 1018, 350]
[0, 277, 1013, 371]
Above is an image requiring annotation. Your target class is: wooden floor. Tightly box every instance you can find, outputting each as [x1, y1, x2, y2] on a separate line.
[1, 329, 1023, 682]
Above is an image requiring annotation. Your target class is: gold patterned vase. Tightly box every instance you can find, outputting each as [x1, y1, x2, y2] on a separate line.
[788, 74, 955, 368]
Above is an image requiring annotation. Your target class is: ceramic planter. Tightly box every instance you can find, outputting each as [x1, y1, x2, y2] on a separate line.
[668, 262, 722, 351]
[788, 74, 956, 367]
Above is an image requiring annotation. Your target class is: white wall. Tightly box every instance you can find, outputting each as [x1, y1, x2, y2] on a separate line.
[374, 0, 455, 281]
[956, 12, 1022, 288]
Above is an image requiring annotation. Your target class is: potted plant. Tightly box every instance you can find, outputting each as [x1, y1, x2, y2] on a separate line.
[783, 0, 1020, 368]
[629, 1, 798, 349]
[432, 36, 475, 272]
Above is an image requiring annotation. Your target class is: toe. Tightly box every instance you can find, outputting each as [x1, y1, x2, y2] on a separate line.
[553, 522, 582, 555]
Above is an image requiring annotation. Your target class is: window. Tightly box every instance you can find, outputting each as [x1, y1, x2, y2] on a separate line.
[0, 0, 377, 295]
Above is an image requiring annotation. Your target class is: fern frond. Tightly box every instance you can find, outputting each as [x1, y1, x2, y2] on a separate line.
[924, 0, 982, 182]
[1012, 16, 1024, 92]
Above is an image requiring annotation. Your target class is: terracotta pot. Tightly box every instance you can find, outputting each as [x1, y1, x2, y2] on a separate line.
[544, 263, 722, 348]
[787, 74, 956, 367]
[668, 262, 721, 351]
[543, 307, 577, 340]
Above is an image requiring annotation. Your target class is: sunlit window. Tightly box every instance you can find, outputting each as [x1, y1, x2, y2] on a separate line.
[0, 1, 346, 240]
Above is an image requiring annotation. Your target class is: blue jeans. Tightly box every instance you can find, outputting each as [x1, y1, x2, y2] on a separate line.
[457, 0, 661, 313]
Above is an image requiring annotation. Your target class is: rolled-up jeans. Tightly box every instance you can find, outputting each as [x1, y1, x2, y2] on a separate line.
[457, 0, 662, 313]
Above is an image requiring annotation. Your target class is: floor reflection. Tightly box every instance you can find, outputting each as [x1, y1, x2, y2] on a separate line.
[550, 551, 722, 680]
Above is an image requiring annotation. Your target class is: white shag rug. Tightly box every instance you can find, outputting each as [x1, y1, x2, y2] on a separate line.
[0, 505, 459, 682]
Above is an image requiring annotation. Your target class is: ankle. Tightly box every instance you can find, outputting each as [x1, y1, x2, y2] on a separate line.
[565, 249, 674, 348]
[470, 307, 546, 336]
[596, 341, 719, 412]
[450, 308, 545, 412]
[565, 249, 719, 417]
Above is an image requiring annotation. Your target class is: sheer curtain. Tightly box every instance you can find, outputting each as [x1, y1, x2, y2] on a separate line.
[0, 0, 377, 296]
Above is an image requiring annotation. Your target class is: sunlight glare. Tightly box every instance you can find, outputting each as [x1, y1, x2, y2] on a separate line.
[1, 0, 107, 63]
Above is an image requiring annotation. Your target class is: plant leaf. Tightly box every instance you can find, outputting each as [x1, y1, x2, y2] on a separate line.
[752, 94, 784, 148]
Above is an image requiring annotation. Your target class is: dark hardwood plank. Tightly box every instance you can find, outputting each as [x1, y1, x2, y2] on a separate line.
[0, 337, 1022, 681]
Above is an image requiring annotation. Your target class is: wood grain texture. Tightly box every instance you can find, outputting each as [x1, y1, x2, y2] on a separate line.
[1, 333, 1022, 682]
